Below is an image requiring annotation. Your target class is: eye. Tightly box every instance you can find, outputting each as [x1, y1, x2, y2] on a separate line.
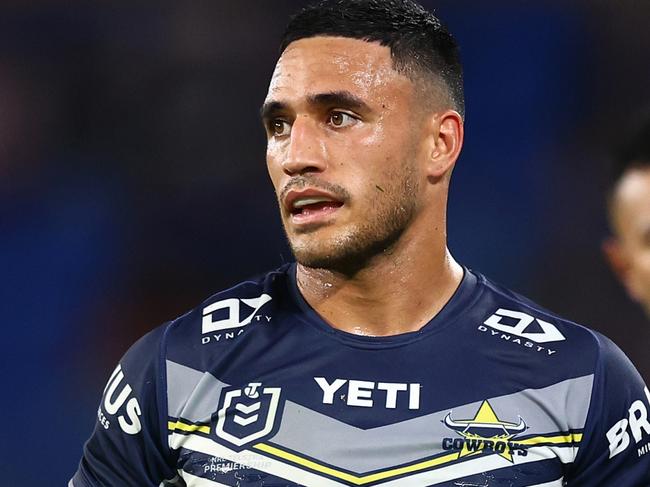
[270, 119, 291, 137]
[328, 111, 358, 128]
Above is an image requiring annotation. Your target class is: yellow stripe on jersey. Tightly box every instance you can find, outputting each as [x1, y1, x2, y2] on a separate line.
[518, 432, 583, 446]
[252, 432, 582, 484]
[253, 442, 461, 485]
[168, 418, 582, 485]
[168, 420, 210, 435]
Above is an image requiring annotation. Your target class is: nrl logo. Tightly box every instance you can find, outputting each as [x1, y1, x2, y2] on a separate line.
[214, 382, 283, 450]
[442, 400, 528, 462]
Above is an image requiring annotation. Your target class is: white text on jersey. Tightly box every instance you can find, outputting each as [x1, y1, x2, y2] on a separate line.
[607, 387, 650, 458]
[314, 377, 421, 409]
[102, 364, 142, 435]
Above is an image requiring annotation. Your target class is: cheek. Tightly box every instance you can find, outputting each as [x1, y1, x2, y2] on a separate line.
[358, 131, 413, 184]
[343, 126, 413, 198]
[359, 111, 407, 153]
[640, 252, 650, 278]
[628, 247, 650, 288]
[266, 146, 284, 189]
[359, 113, 415, 163]
[345, 123, 393, 170]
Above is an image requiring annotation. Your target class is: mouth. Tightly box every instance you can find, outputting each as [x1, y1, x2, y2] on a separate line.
[284, 189, 345, 226]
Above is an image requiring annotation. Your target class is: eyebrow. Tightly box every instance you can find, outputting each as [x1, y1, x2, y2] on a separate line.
[260, 90, 371, 121]
[260, 100, 288, 121]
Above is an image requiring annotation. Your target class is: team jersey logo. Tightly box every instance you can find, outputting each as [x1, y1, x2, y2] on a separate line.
[442, 400, 528, 461]
[201, 294, 272, 345]
[214, 382, 283, 450]
[314, 377, 421, 409]
[483, 308, 565, 343]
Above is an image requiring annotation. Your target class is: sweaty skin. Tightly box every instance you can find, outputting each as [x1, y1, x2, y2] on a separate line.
[263, 37, 464, 336]
[605, 166, 650, 317]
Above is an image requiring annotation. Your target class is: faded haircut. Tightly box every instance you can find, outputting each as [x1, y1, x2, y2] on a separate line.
[280, 0, 465, 118]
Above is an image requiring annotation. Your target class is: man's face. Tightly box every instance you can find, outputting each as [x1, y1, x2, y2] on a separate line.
[606, 167, 650, 316]
[263, 36, 428, 271]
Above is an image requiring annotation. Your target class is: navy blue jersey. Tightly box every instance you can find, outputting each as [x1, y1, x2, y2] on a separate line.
[71, 265, 650, 486]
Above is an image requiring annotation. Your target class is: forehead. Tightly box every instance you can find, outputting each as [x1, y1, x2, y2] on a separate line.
[266, 36, 413, 104]
[613, 167, 650, 232]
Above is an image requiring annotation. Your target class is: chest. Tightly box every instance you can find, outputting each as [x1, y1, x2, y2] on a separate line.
[167, 361, 585, 486]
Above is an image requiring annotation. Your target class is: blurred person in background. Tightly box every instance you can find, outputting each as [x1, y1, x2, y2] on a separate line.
[70, 1, 650, 486]
[603, 116, 650, 318]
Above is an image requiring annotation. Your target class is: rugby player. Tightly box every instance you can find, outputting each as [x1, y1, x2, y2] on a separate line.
[71, 1, 650, 485]
[603, 116, 650, 318]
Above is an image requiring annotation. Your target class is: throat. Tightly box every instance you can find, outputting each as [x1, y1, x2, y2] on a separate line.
[296, 256, 464, 336]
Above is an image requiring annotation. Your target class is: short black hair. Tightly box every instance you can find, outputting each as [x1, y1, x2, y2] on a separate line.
[606, 113, 650, 224]
[280, 0, 464, 118]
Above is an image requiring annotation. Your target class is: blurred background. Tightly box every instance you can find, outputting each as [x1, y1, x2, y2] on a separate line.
[1, 1, 649, 484]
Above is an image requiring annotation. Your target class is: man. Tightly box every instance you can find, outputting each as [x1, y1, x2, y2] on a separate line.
[603, 116, 650, 318]
[71, 1, 650, 485]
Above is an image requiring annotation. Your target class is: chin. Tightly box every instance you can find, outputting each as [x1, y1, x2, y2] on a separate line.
[288, 231, 390, 275]
[285, 208, 411, 273]
[290, 240, 342, 269]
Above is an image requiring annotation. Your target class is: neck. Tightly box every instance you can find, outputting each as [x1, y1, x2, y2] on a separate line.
[295, 226, 463, 336]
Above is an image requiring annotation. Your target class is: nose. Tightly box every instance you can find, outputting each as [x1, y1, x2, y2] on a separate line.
[281, 115, 327, 176]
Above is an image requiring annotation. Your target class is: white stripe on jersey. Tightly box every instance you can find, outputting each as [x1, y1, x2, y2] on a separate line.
[527, 480, 565, 487]
[179, 472, 231, 486]
[171, 432, 575, 487]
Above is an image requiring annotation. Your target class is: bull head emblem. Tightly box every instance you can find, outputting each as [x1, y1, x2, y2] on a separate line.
[442, 400, 528, 461]
[443, 411, 527, 438]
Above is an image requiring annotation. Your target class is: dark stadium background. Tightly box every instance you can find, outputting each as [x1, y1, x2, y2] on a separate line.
[1, 1, 649, 484]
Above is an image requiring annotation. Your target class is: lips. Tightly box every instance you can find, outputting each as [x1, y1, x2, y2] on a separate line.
[284, 188, 344, 226]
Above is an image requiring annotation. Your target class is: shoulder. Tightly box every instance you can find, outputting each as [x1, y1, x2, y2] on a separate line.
[471, 278, 650, 484]
[469, 270, 615, 372]
[151, 265, 292, 366]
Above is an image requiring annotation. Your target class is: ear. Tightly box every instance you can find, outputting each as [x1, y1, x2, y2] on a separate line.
[602, 237, 639, 301]
[426, 109, 464, 180]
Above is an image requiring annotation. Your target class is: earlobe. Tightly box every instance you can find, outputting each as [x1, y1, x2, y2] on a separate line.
[603, 238, 626, 280]
[427, 110, 464, 179]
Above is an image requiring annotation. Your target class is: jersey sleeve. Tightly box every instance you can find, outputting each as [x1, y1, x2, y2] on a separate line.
[70, 324, 180, 487]
[569, 332, 650, 486]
